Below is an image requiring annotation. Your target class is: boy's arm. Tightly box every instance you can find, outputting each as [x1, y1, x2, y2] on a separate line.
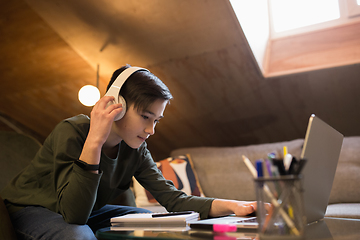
[79, 96, 123, 174]
[209, 199, 256, 217]
[56, 96, 123, 224]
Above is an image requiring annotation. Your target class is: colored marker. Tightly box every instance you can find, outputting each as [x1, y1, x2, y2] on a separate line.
[213, 224, 237, 233]
[256, 160, 263, 177]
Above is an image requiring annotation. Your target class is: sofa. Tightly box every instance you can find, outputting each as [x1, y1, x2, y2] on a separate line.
[0, 131, 135, 240]
[169, 137, 360, 220]
[1, 131, 359, 239]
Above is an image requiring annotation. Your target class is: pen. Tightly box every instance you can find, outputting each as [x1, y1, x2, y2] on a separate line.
[272, 159, 287, 175]
[152, 211, 194, 218]
[242, 155, 300, 236]
[283, 146, 288, 158]
[267, 153, 280, 176]
[267, 152, 276, 160]
[256, 160, 263, 177]
[287, 157, 297, 175]
[265, 159, 273, 177]
[284, 153, 293, 171]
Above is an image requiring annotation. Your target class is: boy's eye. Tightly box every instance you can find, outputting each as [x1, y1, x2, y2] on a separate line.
[141, 114, 161, 124]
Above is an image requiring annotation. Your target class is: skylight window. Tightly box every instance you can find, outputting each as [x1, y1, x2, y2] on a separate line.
[229, 0, 360, 77]
[270, 0, 340, 33]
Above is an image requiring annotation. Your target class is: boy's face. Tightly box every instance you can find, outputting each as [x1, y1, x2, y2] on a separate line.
[113, 99, 168, 149]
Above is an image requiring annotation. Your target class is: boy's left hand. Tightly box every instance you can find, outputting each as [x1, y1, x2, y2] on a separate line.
[209, 199, 257, 217]
[233, 201, 256, 216]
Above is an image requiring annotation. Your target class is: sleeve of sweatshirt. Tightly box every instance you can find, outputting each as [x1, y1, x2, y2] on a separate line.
[48, 119, 102, 224]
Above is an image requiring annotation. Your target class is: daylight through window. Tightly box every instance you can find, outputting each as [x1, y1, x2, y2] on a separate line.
[270, 0, 340, 33]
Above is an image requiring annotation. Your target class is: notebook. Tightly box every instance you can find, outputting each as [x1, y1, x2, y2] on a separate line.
[110, 211, 199, 230]
[190, 114, 343, 230]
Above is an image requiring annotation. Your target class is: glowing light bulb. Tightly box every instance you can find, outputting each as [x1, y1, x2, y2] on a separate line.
[78, 85, 100, 107]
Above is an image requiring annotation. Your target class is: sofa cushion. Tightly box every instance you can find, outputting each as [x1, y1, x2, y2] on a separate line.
[133, 155, 204, 207]
[170, 139, 304, 201]
[0, 131, 42, 191]
[329, 136, 360, 204]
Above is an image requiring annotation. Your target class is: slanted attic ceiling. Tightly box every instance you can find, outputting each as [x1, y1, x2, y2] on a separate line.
[1, 0, 360, 160]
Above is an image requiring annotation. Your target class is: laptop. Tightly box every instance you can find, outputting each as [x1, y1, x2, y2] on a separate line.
[190, 114, 343, 230]
[301, 114, 343, 224]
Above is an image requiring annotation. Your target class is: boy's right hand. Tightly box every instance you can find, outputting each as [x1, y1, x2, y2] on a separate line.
[87, 96, 124, 147]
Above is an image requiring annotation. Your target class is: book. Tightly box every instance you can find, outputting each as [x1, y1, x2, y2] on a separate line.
[110, 211, 199, 228]
[110, 225, 191, 232]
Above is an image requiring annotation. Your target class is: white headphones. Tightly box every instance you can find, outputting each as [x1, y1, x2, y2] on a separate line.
[105, 67, 149, 121]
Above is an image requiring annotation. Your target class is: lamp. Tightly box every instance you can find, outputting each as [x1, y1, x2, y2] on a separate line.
[78, 64, 101, 107]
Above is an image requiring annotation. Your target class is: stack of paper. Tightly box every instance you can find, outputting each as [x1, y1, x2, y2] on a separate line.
[110, 212, 199, 230]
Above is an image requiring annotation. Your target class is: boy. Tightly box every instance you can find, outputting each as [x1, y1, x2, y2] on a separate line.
[1, 65, 256, 240]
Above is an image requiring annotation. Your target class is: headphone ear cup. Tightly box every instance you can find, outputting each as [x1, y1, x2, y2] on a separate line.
[113, 95, 126, 121]
[105, 67, 148, 121]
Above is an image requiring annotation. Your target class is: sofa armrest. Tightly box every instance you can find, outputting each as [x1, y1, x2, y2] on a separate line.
[329, 137, 360, 204]
[326, 203, 360, 219]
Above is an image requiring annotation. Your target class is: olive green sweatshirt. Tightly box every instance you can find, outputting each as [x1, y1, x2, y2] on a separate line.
[1, 115, 214, 224]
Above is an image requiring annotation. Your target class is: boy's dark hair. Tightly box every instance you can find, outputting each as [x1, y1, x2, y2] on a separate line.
[107, 65, 173, 112]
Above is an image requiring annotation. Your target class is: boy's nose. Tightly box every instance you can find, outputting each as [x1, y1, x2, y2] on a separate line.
[145, 123, 155, 135]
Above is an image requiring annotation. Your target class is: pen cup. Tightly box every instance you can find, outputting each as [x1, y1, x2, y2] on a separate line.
[255, 175, 306, 240]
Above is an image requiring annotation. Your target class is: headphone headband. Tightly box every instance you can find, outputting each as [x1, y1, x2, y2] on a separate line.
[104, 67, 149, 103]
